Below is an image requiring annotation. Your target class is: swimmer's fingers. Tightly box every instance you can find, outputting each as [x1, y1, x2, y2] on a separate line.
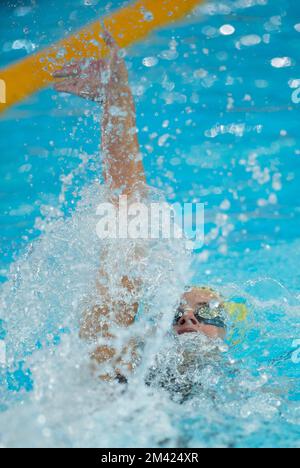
[102, 27, 124, 64]
[54, 77, 102, 102]
[101, 27, 126, 75]
[101, 27, 118, 49]
[53, 63, 82, 79]
[54, 78, 80, 94]
[53, 59, 107, 80]
[54, 78, 93, 99]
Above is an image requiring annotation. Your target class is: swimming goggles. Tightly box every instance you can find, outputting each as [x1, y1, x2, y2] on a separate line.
[173, 302, 227, 329]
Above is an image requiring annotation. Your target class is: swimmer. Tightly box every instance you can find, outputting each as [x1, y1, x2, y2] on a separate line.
[53, 30, 227, 380]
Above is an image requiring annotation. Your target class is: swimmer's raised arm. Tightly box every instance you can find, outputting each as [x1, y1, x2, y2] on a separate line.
[54, 29, 146, 200]
[100, 31, 146, 199]
[53, 29, 145, 379]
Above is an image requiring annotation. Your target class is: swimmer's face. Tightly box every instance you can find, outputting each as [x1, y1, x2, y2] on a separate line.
[173, 289, 226, 340]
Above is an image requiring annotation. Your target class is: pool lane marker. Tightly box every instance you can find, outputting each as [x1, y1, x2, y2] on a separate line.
[0, 0, 205, 114]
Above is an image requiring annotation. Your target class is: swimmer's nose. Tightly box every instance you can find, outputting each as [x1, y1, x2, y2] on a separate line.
[178, 311, 198, 327]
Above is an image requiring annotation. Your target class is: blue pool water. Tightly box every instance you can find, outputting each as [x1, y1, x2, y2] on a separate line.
[0, 0, 299, 448]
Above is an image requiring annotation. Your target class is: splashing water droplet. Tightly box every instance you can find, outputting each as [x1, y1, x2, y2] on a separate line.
[271, 57, 293, 68]
[291, 88, 300, 104]
[140, 7, 154, 22]
[12, 39, 36, 54]
[159, 50, 179, 61]
[239, 35, 262, 47]
[142, 57, 158, 67]
[220, 24, 235, 36]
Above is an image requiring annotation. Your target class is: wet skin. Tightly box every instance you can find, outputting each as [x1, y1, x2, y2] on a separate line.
[173, 289, 226, 340]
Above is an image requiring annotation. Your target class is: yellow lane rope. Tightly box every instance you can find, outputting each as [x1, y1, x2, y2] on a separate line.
[0, 0, 205, 114]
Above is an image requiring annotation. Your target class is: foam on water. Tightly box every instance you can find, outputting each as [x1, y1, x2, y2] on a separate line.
[0, 178, 194, 446]
[1, 0, 300, 448]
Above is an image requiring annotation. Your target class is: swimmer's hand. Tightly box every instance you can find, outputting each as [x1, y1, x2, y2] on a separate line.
[53, 30, 124, 102]
[53, 59, 108, 102]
